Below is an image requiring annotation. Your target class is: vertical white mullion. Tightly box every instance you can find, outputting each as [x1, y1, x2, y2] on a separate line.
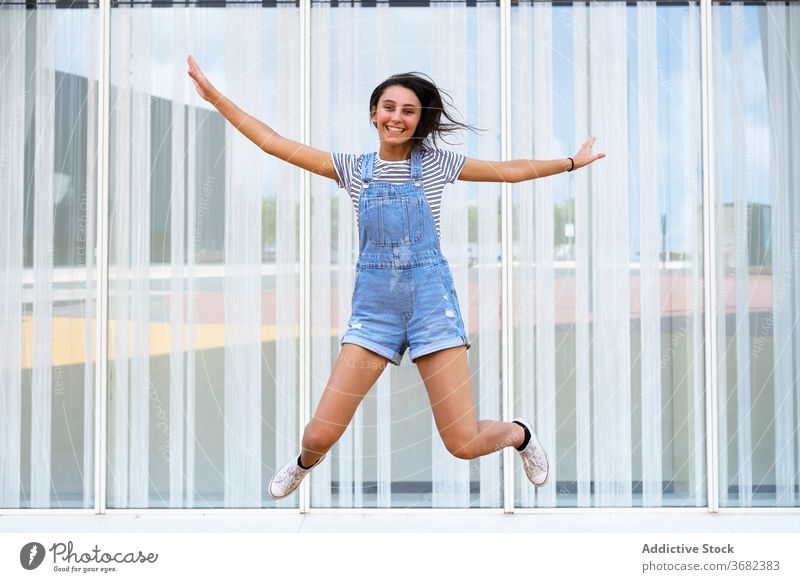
[299, 0, 311, 515]
[500, 0, 513, 516]
[96, 0, 111, 515]
[701, 0, 719, 513]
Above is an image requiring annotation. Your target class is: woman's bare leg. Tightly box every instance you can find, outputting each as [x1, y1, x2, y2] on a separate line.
[300, 343, 390, 467]
[415, 345, 525, 459]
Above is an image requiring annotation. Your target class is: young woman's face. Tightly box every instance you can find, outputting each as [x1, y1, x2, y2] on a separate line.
[371, 85, 422, 146]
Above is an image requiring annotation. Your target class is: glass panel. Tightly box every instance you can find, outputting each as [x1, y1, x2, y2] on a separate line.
[14, 0, 800, 514]
[309, 0, 503, 508]
[1, 5, 99, 508]
[712, 1, 800, 508]
[107, 5, 301, 508]
[512, 1, 706, 507]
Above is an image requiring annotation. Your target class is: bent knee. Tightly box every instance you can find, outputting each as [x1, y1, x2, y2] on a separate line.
[302, 421, 342, 454]
[445, 439, 480, 461]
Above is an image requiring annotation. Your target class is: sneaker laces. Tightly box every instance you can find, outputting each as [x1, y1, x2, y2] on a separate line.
[526, 441, 547, 472]
[277, 464, 307, 490]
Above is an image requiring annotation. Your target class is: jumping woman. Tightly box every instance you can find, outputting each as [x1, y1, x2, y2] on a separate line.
[186, 55, 605, 500]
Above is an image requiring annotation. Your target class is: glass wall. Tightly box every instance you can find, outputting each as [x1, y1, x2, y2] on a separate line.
[712, 1, 800, 508]
[1, 0, 798, 511]
[0, 5, 99, 509]
[511, 1, 706, 508]
[309, 1, 503, 508]
[107, 5, 302, 508]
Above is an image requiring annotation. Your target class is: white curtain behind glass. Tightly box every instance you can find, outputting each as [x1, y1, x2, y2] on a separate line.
[0, 7, 27, 508]
[731, 2, 755, 507]
[109, 6, 299, 508]
[31, 4, 56, 509]
[758, 2, 799, 507]
[166, 7, 187, 507]
[272, 7, 302, 510]
[474, 0, 502, 509]
[712, 2, 731, 508]
[222, 6, 263, 508]
[1, 6, 97, 509]
[514, 1, 704, 507]
[309, 3, 336, 508]
[110, 7, 151, 507]
[713, 2, 783, 508]
[533, 0, 557, 509]
[571, 2, 591, 508]
[310, 2, 501, 508]
[589, 1, 633, 508]
[637, 1, 663, 506]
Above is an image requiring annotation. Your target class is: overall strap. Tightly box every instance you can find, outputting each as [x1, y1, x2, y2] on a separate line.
[410, 146, 423, 181]
[361, 152, 375, 184]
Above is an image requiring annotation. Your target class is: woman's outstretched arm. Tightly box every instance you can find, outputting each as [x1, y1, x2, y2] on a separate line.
[186, 55, 337, 181]
[457, 137, 605, 183]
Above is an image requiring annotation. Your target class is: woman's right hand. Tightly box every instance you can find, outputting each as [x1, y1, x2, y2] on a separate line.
[187, 55, 218, 103]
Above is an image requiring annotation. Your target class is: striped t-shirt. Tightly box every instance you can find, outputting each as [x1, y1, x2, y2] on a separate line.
[331, 147, 466, 239]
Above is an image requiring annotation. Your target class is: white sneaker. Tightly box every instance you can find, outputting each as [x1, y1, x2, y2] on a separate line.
[513, 417, 549, 487]
[268, 454, 326, 500]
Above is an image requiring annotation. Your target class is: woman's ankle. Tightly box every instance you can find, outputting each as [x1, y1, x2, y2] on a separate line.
[298, 452, 322, 469]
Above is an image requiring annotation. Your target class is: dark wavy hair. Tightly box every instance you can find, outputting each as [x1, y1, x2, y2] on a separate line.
[369, 72, 483, 149]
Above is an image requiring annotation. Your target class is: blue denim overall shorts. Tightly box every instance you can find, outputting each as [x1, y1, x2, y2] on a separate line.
[339, 146, 471, 366]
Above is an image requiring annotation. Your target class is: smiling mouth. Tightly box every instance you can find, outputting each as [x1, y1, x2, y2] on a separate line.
[385, 125, 405, 134]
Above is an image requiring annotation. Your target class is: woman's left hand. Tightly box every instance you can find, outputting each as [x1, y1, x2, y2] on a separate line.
[572, 137, 605, 170]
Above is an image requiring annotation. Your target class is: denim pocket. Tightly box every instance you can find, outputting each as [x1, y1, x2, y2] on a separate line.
[365, 197, 423, 247]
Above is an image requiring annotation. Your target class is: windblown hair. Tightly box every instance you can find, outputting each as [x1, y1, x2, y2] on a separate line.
[369, 72, 483, 149]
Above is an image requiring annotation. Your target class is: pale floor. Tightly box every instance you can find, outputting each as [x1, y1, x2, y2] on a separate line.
[1, 511, 798, 533]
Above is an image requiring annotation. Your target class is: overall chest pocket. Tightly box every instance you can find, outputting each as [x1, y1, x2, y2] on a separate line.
[365, 197, 424, 247]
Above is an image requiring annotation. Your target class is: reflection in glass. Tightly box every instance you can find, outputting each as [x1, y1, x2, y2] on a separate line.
[512, 1, 705, 508]
[107, 6, 301, 508]
[310, 0, 503, 508]
[713, 1, 800, 508]
[1, 6, 99, 508]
